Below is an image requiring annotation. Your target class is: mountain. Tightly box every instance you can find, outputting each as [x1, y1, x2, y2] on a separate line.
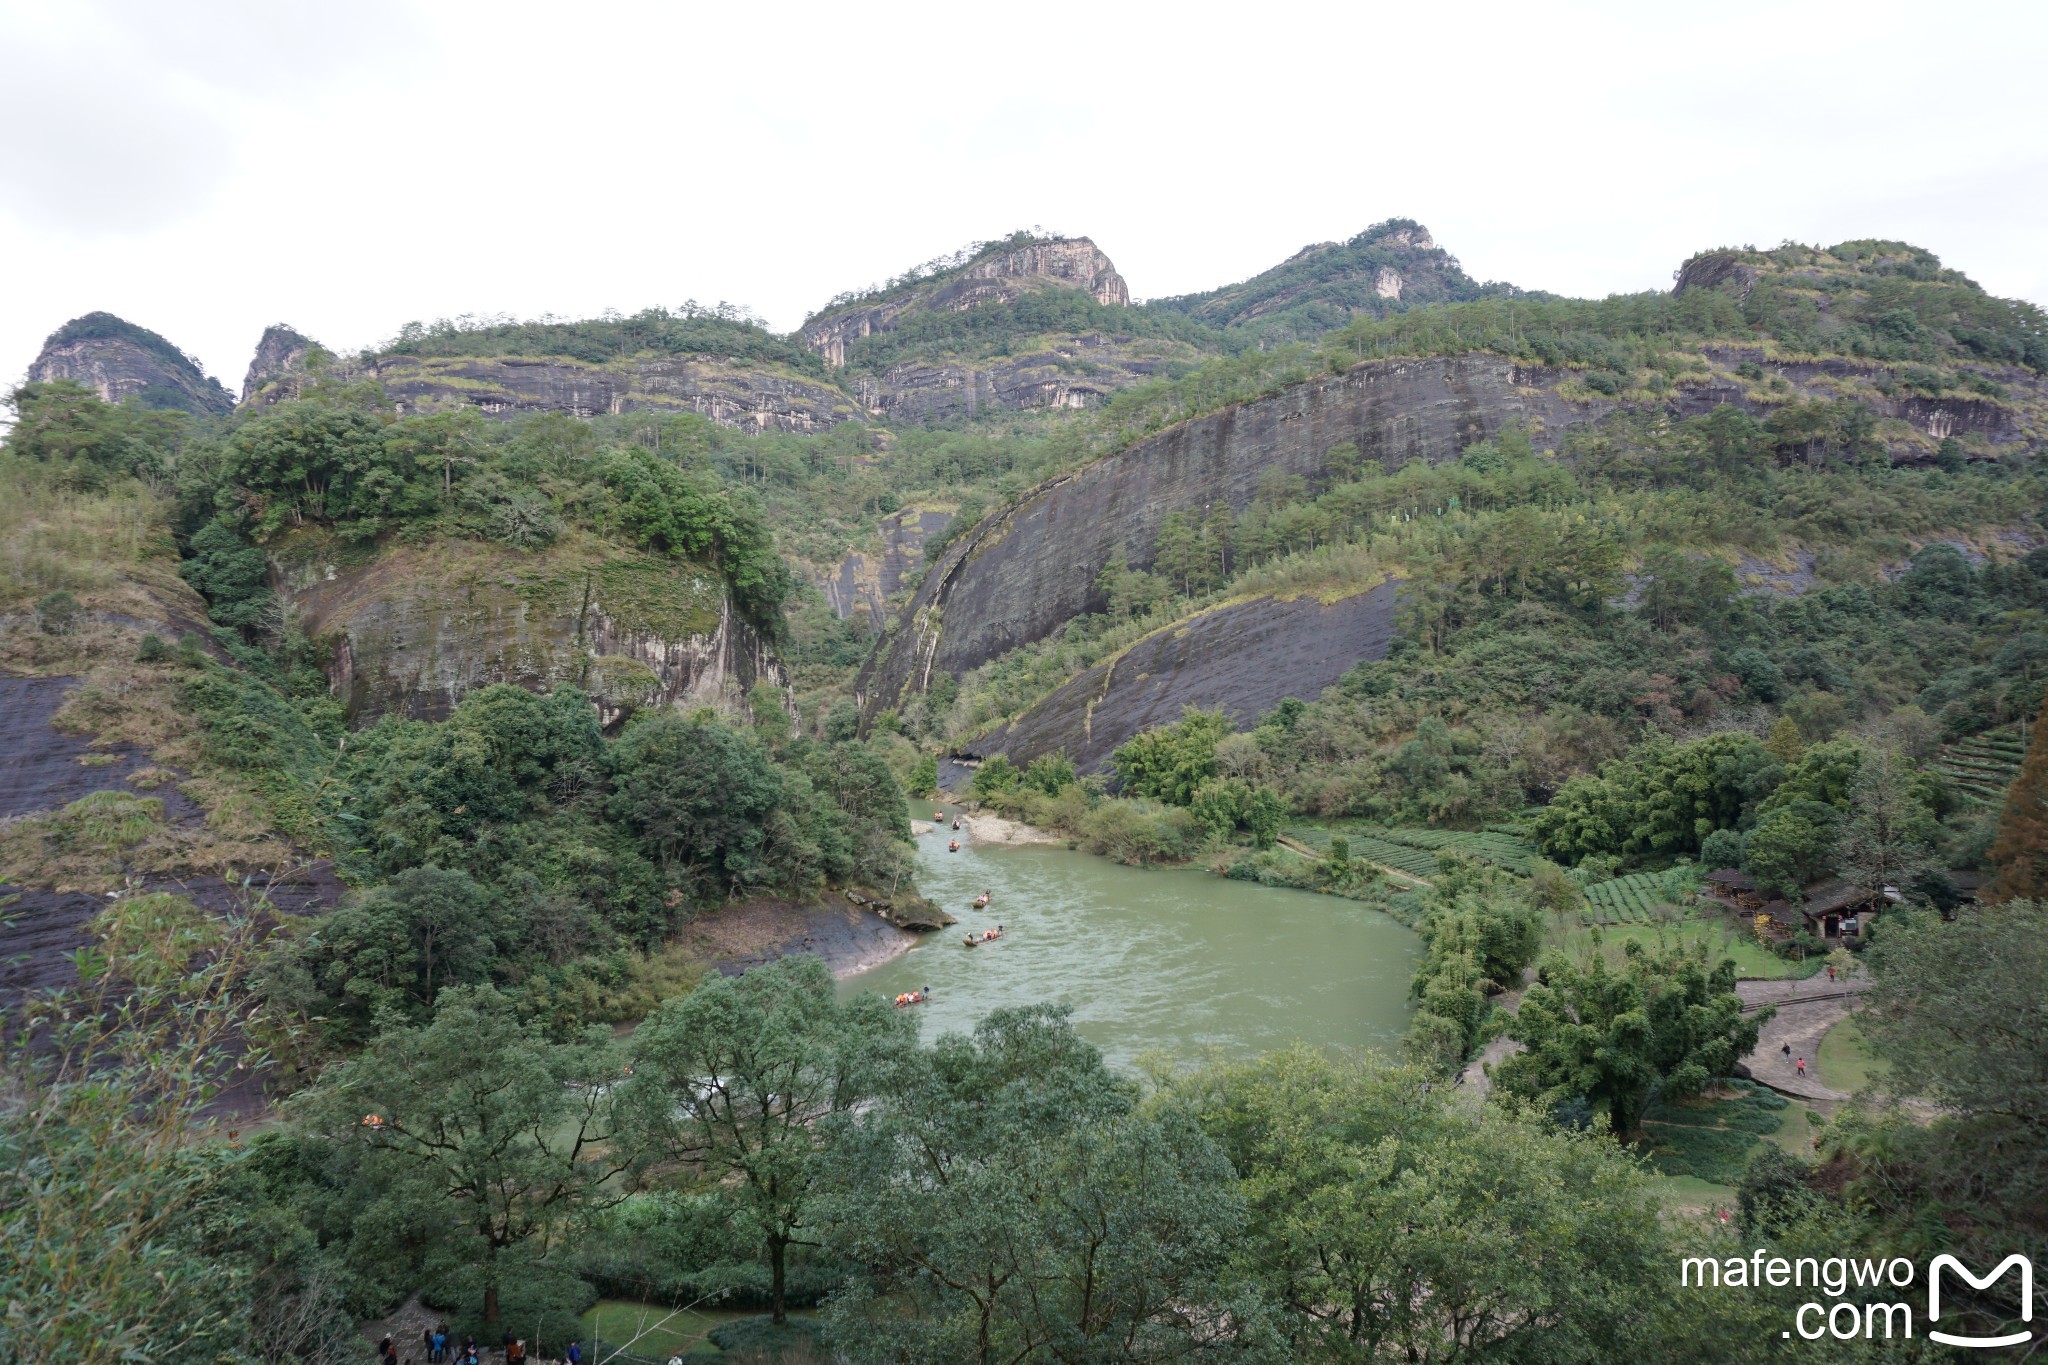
[800, 234, 1131, 367]
[1145, 219, 1502, 344]
[790, 233, 1217, 422]
[27, 311, 234, 415]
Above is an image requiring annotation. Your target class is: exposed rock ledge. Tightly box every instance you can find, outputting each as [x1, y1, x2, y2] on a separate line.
[680, 888, 954, 980]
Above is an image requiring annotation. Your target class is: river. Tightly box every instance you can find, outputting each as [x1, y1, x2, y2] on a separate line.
[839, 803, 1422, 1070]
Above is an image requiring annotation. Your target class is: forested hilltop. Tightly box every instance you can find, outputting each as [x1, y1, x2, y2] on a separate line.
[5, 227, 2046, 1361]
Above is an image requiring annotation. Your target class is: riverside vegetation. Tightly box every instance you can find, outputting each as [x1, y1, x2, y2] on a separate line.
[4, 227, 2047, 1360]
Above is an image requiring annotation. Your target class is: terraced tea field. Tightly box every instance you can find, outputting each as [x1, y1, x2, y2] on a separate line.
[1580, 870, 1693, 925]
[1283, 824, 1539, 880]
[1932, 724, 2024, 808]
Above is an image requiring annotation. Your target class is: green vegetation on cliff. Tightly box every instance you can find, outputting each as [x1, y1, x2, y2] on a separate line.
[380, 302, 827, 376]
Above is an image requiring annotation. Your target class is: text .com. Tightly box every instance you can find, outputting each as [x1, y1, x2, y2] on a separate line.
[1681, 1251, 2033, 1347]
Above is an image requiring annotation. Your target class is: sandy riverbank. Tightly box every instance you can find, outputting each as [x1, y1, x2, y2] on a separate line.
[959, 809, 1065, 847]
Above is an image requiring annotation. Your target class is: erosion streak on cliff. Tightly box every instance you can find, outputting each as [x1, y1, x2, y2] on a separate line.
[857, 354, 1588, 716]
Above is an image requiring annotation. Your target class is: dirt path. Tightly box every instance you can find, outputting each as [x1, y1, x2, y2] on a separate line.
[1737, 975, 1872, 1102]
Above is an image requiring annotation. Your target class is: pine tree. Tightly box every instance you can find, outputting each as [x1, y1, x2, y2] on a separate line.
[1989, 694, 2048, 902]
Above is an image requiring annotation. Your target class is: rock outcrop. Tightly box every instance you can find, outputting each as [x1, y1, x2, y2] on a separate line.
[857, 353, 1597, 716]
[813, 508, 955, 626]
[964, 583, 1402, 772]
[271, 533, 785, 724]
[241, 324, 319, 404]
[866, 333, 1204, 422]
[366, 352, 860, 432]
[802, 237, 1129, 368]
[27, 312, 234, 416]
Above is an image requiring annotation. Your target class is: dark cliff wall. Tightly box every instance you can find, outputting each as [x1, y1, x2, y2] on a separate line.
[241, 324, 317, 404]
[857, 354, 1595, 716]
[963, 583, 1402, 772]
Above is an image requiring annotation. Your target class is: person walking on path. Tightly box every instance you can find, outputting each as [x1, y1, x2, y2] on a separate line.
[1796, 1057, 1807, 1077]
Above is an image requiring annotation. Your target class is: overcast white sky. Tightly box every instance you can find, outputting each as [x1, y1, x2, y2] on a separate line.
[3, 0, 2044, 392]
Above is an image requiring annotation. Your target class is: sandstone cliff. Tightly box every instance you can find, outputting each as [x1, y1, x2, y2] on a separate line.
[802, 236, 1129, 369]
[865, 333, 1204, 422]
[367, 352, 861, 432]
[812, 508, 954, 627]
[857, 353, 1594, 716]
[962, 583, 1402, 772]
[28, 312, 234, 416]
[272, 531, 785, 724]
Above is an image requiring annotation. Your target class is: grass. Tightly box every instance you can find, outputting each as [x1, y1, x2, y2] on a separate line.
[580, 1301, 819, 1360]
[1552, 913, 1820, 980]
[1648, 1173, 1739, 1215]
[1639, 1081, 1788, 1184]
[1816, 1015, 1886, 1094]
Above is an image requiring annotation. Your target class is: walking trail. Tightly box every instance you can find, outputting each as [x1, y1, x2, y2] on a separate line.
[1736, 973, 1872, 1102]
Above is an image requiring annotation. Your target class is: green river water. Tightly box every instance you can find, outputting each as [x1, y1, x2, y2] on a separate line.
[839, 803, 1422, 1070]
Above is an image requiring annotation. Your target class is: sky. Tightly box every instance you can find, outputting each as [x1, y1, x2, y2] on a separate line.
[3, 0, 2045, 393]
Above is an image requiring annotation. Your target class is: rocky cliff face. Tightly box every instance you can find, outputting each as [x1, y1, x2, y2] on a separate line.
[241, 324, 319, 404]
[802, 237, 1129, 368]
[964, 583, 1402, 771]
[812, 508, 954, 627]
[273, 533, 785, 724]
[866, 333, 1203, 422]
[368, 352, 860, 432]
[28, 312, 234, 415]
[857, 353, 1596, 715]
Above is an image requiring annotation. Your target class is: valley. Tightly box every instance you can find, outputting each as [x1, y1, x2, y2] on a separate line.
[6, 219, 2046, 1361]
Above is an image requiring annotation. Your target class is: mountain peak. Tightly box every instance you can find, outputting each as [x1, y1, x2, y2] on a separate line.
[28, 312, 233, 416]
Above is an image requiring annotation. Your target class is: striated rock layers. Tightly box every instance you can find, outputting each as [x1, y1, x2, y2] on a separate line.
[964, 583, 1403, 772]
[241, 324, 319, 404]
[864, 333, 1203, 422]
[858, 354, 1595, 716]
[367, 352, 860, 433]
[272, 534, 784, 724]
[28, 312, 234, 415]
[803, 237, 1129, 368]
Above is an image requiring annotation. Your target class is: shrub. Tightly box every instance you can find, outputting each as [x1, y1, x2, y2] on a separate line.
[35, 590, 80, 634]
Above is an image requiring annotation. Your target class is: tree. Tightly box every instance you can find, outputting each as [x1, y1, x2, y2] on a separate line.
[179, 518, 273, 632]
[1151, 510, 1208, 596]
[1499, 940, 1760, 1140]
[608, 712, 782, 898]
[295, 986, 629, 1328]
[1742, 799, 1840, 900]
[1989, 693, 2048, 901]
[0, 906, 298, 1363]
[1021, 751, 1075, 795]
[1109, 708, 1230, 805]
[969, 753, 1021, 799]
[908, 752, 938, 798]
[302, 866, 512, 1026]
[1764, 715, 1805, 766]
[621, 956, 911, 1324]
[819, 1006, 1266, 1363]
[1834, 746, 1934, 896]
[1173, 1047, 1676, 1363]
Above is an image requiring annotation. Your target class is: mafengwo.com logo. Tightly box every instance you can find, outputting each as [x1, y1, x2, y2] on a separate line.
[1680, 1249, 2034, 1346]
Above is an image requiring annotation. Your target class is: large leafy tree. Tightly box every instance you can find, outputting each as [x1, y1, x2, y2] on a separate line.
[818, 1005, 1269, 1363]
[620, 955, 911, 1324]
[294, 986, 629, 1329]
[608, 711, 784, 897]
[1172, 1047, 1676, 1364]
[1533, 731, 1778, 864]
[1110, 708, 1231, 805]
[1498, 940, 1760, 1140]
